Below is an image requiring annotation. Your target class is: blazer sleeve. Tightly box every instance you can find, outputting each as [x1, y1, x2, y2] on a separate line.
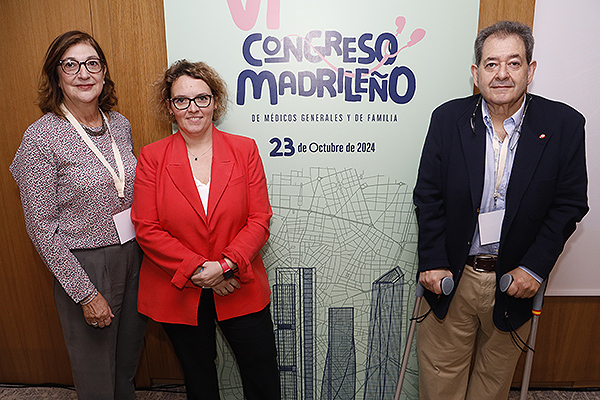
[517, 112, 589, 279]
[10, 127, 95, 302]
[413, 108, 451, 272]
[221, 139, 272, 281]
[132, 145, 207, 289]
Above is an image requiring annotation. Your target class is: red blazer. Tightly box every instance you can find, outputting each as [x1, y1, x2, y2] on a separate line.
[132, 126, 273, 325]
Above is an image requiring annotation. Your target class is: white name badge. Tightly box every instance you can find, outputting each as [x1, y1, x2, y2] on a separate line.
[478, 209, 505, 245]
[113, 208, 136, 244]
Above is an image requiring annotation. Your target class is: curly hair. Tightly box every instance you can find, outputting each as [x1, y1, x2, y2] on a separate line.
[38, 30, 117, 116]
[154, 59, 229, 123]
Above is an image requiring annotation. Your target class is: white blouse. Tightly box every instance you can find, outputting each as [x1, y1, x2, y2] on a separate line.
[194, 176, 210, 212]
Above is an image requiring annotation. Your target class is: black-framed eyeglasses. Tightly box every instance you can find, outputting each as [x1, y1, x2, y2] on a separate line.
[170, 95, 213, 110]
[58, 58, 104, 75]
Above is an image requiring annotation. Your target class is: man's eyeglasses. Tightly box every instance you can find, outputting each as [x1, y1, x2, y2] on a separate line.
[59, 58, 104, 75]
[170, 95, 213, 110]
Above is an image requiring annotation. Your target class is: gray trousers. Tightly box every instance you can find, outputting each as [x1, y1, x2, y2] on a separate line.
[54, 240, 147, 400]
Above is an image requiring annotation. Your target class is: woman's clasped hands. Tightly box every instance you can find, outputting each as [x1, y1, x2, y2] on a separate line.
[191, 260, 240, 296]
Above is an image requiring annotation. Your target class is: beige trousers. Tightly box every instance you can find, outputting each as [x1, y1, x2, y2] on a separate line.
[417, 265, 531, 400]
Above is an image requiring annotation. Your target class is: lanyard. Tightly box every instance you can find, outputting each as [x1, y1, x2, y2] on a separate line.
[61, 104, 126, 198]
[492, 133, 510, 203]
[488, 95, 529, 206]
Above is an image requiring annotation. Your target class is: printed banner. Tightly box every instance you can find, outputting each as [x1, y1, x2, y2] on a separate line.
[164, 1, 479, 398]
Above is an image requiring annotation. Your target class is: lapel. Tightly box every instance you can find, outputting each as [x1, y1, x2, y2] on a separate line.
[206, 126, 234, 220]
[502, 96, 551, 240]
[165, 132, 208, 222]
[459, 96, 486, 210]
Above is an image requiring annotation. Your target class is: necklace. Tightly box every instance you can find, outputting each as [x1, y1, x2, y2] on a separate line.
[187, 145, 212, 161]
[82, 114, 107, 137]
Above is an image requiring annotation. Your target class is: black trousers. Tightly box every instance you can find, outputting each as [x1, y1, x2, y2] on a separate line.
[162, 289, 281, 400]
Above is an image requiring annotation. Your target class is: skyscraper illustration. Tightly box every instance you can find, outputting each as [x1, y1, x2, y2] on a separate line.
[263, 167, 419, 399]
[321, 307, 356, 400]
[273, 267, 315, 400]
[363, 267, 405, 399]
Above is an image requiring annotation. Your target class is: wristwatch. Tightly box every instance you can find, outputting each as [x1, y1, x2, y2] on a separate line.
[219, 259, 234, 279]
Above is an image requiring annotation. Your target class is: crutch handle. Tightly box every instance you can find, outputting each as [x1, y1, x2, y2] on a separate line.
[441, 276, 454, 295]
[416, 276, 454, 297]
[499, 273, 547, 309]
[499, 273, 513, 293]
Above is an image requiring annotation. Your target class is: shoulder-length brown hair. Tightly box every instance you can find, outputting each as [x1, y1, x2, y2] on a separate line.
[154, 59, 229, 124]
[38, 30, 117, 116]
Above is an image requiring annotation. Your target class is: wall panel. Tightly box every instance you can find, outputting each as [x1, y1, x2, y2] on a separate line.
[0, 0, 170, 386]
[478, 0, 536, 29]
[87, 0, 174, 387]
[0, 0, 93, 385]
[513, 297, 600, 387]
[90, 0, 171, 151]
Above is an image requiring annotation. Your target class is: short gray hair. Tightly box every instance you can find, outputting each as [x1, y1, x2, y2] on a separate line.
[474, 21, 534, 65]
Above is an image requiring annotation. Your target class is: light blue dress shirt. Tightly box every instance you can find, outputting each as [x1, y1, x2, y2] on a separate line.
[469, 94, 541, 282]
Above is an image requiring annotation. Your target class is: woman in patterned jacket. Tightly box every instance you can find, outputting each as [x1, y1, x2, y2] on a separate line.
[10, 31, 146, 400]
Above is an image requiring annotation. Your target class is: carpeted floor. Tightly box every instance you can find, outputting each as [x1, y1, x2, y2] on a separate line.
[0, 384, 188, 399]
[509, 390, 600, 400]
[0, 384, 599, 399]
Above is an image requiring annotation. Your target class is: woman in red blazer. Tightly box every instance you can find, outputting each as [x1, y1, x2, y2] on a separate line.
[132, 60, 280, 400]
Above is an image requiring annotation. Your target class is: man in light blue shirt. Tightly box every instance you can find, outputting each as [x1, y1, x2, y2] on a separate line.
[470, 94, 543, 283]
[414, 21, 588, 400]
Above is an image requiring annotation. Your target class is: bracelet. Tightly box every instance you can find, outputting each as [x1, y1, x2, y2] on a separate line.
[218, 259, 230, 272]
[80, 289, 98, 306]
[219, 259, 234, 279]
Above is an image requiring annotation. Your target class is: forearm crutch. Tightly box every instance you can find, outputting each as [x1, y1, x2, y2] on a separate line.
[499, 274, 548, 400]
[394, 276, 454, 400]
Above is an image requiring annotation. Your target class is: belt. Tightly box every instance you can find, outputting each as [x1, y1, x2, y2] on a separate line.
[466, 255, 497, 272]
